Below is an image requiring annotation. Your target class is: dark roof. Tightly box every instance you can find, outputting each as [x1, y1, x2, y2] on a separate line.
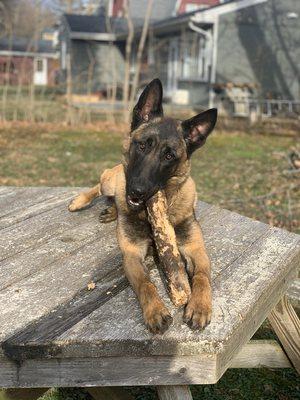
[0, 37, 56, 54]
[64, 14, 107, 33]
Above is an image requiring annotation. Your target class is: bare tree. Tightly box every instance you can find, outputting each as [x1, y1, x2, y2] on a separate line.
[129, 0, 154, 112]
[122, 0, 134, 109]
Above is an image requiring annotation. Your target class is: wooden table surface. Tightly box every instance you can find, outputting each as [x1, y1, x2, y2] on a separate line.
[0, 187, 299, 388]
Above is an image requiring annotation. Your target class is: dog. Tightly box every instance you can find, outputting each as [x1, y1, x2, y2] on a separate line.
[68, 78, 217, 334]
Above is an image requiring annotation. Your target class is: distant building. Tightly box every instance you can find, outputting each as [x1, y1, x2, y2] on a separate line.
[59, 0, 300, 108]
[0, 37, 59, 86]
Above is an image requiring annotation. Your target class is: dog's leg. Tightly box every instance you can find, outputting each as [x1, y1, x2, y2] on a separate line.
[177, 218, 212, 330]
[118, 225, 173, 334]
[68, 184, 100, 212]
[99, 197, 118, 223]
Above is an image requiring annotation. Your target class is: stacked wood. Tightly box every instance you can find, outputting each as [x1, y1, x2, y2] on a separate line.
[147, 191, 191, 307]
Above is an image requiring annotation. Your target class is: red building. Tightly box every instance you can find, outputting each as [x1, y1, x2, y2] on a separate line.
[176, 0, 220, 14]
[0, 37, 59, 87]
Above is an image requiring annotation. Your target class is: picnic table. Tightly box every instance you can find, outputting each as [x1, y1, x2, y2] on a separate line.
[0, 186, 299, 400]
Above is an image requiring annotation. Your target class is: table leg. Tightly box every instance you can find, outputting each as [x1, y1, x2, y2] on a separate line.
[157, 385, 193, 400]
[0, 389, 48, 400]
[268, 295, 300, 374]
[86, 387, 134, 400]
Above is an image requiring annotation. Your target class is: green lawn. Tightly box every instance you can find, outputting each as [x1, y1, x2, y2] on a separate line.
[0, 123, 299, 399]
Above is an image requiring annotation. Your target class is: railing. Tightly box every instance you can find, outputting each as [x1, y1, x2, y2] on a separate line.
[219, 97, 300, 118]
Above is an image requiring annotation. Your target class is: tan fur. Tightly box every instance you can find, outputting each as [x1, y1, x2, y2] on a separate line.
[69, 120, 212, 332]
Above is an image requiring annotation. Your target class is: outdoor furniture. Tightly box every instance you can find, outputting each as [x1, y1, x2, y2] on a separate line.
[0, 186, 299, 400]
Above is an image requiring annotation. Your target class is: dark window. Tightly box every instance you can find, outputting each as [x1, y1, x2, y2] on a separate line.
[0, 61, 15, 73]
[36, 59, 44, 72]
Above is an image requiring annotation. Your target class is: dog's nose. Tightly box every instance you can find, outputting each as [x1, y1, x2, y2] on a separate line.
[130, 187, 146, 199]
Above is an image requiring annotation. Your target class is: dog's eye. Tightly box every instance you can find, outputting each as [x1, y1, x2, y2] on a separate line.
[139, 142, 146, 152]
[165, 152, 174, 161]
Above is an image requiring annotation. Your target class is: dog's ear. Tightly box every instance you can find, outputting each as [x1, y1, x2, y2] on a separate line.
[131, 78, 163, 132]
[182, 108, 217, 156]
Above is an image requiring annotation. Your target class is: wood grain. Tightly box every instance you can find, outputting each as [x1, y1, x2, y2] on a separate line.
[0, 187, 299, 388]
[156, 385, 193, 400]
[268, 296, 300, 373]
[231, 340, 291, 368]
[147, 190, 191, 306]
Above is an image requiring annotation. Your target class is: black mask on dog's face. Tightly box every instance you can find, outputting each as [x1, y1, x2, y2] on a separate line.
[125, 79, 217, 211]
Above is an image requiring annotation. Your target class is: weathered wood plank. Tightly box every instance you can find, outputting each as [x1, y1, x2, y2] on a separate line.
[0, 341, 294, 388]
[0, 187, 17, 195]
[0, 201, 115, 290]
[230, 340, 292, 368]
[0, 353, 218, 387]
[0, 244, 124, 346]
[0, 200, 211, 347]
[42, 224, 279, 359]
[54, 226, 298, 362]
[287, 278, 300, 308]
[21, 208, 271, 359]
[268, 296, 300, 374]
[0, 187, 82, 229]
[0, 196, 106, 261]
[216, 229, 300, 379]
[0, 187, 299, 388]
[156, 385, 193, 400]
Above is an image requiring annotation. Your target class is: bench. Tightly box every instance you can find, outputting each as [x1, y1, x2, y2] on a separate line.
[0, 186, 299, 400]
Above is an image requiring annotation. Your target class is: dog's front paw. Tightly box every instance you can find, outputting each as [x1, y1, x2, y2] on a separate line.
[68, 195, 90, 212]
[144, 301, 173, 334]
[183, 292, 211, 330]
[99, 206, 117, 223]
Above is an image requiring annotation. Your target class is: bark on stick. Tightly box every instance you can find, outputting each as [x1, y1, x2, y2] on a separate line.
[147, 191, 191, 307]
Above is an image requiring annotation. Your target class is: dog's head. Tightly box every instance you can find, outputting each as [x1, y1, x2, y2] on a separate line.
[124, 78, 217, 210]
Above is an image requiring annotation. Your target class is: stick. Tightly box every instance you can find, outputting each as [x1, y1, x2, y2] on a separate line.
[147, 191, 191, 307]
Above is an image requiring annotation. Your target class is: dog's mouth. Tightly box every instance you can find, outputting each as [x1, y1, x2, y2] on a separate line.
[127, 195, 145, 210]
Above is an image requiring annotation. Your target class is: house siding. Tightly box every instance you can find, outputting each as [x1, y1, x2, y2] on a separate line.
[217, 0, 300, 100]
[0, 55, 58, 86]
[70, 40, 125, 94]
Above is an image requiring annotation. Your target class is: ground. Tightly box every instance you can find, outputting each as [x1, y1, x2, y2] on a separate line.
[0, 122, 299, 399]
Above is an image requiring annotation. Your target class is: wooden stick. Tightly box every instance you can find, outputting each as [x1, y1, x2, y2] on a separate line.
[147, 191, 191, 307]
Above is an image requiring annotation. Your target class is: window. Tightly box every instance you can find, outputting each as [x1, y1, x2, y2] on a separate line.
[61, 41, 67, 70]
[181, 34, 210, 81]
[36, 59, 44, 72]
[0, 61, 15, 73]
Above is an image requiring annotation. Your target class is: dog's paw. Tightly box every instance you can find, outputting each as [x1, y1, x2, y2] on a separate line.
[99, 206, 117, 223]
[144, 302, 173, 334]
[68, 195, 90, 212]
[183, 294, 211, 330]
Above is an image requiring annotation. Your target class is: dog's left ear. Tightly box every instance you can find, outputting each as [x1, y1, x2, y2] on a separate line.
[182, 108, 217, 156]
[131, 78, 163, 132]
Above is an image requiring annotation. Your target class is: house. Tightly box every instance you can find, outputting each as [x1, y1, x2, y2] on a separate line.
[59, 0, 300, 109]
[0, 37, 59, 87]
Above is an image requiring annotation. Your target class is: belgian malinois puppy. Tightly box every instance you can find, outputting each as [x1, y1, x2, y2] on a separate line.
[69, 79, 217, 334]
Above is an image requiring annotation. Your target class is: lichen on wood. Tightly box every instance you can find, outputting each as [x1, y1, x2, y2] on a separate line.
[146, 190, 191, 307]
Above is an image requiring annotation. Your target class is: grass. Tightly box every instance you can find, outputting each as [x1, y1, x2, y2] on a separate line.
[0, 122, 299, 399]
[0, 123, 299, 232]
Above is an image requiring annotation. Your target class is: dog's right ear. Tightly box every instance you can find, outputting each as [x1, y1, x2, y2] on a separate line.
[131, 78, 163, 132]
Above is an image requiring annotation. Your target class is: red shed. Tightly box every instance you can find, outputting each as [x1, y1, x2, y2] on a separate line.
[0, 37, 59, 87]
